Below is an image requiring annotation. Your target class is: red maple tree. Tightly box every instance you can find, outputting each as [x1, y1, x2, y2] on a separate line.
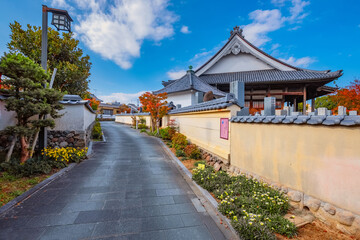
[139, 92, 169, 132]
[333, 80, 360, 112]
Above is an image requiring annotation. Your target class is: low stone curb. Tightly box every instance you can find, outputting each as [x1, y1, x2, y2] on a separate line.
[0, 163, 76, 217]
[156, 138, 240, 240]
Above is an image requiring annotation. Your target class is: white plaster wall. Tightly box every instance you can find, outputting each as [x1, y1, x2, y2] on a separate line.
[0, 101, 16, 130]
[52, 105, 85, 131]
[84, 107, 96, 130]
[204, 53, 274, 74]
[167, 91, 196, 108]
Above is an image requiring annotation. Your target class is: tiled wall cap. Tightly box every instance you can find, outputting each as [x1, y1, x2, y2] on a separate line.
[307, 115, 327, 125]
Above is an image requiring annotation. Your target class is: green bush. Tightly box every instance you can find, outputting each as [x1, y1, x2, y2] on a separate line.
[159, 127, 176, 140]
[140, 129, 147, 133]
[92, 121, 102, 140]
[0, 157, 67, 177]
[171, 133, 188, 150]
[138, 123, 147, 129]
[139, 117, 146, 124]
[184, 144, 201, 159]
[192, 166, 296, 239]
[175, 149, 186, 157]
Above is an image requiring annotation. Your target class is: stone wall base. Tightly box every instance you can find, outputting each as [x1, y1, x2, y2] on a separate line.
[199, 149, 360, 238]
[47, 121, 95, 149]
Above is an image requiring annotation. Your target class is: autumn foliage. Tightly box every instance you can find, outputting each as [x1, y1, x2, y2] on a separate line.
[332, 80, 360, 112]
[139, 92, 169, 131]
[84, 98, 100, 110]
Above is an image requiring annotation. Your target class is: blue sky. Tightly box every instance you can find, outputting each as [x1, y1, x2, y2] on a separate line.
[0, 0, 359, 103]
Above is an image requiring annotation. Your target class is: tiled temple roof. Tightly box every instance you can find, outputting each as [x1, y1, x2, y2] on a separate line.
[199, 69, 343, 85]
[169, 94, 239, 114]
[154, 70, 226, 96]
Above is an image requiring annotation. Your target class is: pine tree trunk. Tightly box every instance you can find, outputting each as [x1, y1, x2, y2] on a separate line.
[5, 135, 17, 162]
[20, 136, 30, 163]
[29, 129, 40, 158]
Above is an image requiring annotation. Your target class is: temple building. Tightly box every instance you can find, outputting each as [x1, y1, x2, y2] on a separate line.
[155, 26, 343, 114]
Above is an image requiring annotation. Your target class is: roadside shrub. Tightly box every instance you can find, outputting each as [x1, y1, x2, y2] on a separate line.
[92, 121, 102, 140]
[139, 117, 146, 124]
[192, 165, 296, 238]
[194, 160, 206, 167]
[42, 147, 87, 163]
[140, 129, 147, 133]
[0, 157, 66, 177]
[184, 144, 201, 159]
[138, 123, 147, 129]
[171, 133, 187, 150]
[159, 127, 175, 140]
[175, 149, 186, 157]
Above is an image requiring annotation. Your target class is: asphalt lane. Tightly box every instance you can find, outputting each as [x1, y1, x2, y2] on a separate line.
[0, 122, 226, 240]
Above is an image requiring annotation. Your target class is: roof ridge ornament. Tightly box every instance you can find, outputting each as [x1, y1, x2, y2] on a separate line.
[230, 26, 244, 39]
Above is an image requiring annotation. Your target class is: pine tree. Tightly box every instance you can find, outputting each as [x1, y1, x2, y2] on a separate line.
[0, 53, 64, 162]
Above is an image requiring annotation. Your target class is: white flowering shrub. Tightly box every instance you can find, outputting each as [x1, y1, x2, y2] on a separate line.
[192, 165, 297, 239]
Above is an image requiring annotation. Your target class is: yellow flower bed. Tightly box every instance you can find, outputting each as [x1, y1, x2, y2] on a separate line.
[42, 147, 88, 163]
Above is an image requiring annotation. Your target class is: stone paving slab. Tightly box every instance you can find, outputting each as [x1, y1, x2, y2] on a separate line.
[0, 122, 227, 240]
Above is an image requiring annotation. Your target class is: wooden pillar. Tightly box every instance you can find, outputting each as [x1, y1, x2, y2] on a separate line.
[281, 87, 287, 109]
[250, 88, 253, 109]
[303, 85, 307, 114]
[293, 98, 297, 112]
[311, 98, 315, 112]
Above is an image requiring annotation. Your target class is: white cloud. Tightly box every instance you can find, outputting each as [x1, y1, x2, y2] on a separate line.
[99, 91, 146, 104]
[180, 26, 191, 34]
[167, 70, 186, 79]
[271, 0, 287, 6]
[279, 56, 316, 67]
[270, 43, 281, 51]
[50, 0, 70, 8]
[288, 25, 301, 31]
[287, 0, 310, 23]
[243, 9, 285, 46]
[58, 0, 178, 69]
[242, 0, 310, 47]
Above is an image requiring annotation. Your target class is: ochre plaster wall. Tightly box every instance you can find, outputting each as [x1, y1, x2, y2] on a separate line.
[115, 115, 152, 128]
[230, 123, 360, 215]
[169, 109, 233, 160]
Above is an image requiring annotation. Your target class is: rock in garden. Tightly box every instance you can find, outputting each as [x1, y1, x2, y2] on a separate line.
[214, 162, 221, 171]
[323, 203, 336, 215]
[288, 190, 302, 202]
[206, 156, 211, 162]
[336, 210, 355, 226]
[304, 197, 321, 211]
[68, 138, 74, 143]
[66, 133, 74, 138]
[52, 138, 58, 142]
[59, 141, 68, 148]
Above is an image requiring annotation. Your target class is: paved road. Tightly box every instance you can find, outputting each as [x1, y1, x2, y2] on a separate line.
[0, 122, 226, 240]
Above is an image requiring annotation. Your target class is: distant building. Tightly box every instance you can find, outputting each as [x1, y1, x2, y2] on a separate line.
[155, 26, 342, 113]
[98, 103, 122, 115]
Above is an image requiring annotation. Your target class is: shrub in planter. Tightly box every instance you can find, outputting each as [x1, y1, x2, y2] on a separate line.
[171, 133, 187, 150]
[184, 144, 201, 159]
[175, 149, 186, 157]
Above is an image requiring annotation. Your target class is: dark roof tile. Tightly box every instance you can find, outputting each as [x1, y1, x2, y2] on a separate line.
[199, 69, 343, 85]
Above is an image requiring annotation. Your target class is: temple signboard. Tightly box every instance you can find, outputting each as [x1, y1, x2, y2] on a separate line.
[220, 118, 229, 140]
